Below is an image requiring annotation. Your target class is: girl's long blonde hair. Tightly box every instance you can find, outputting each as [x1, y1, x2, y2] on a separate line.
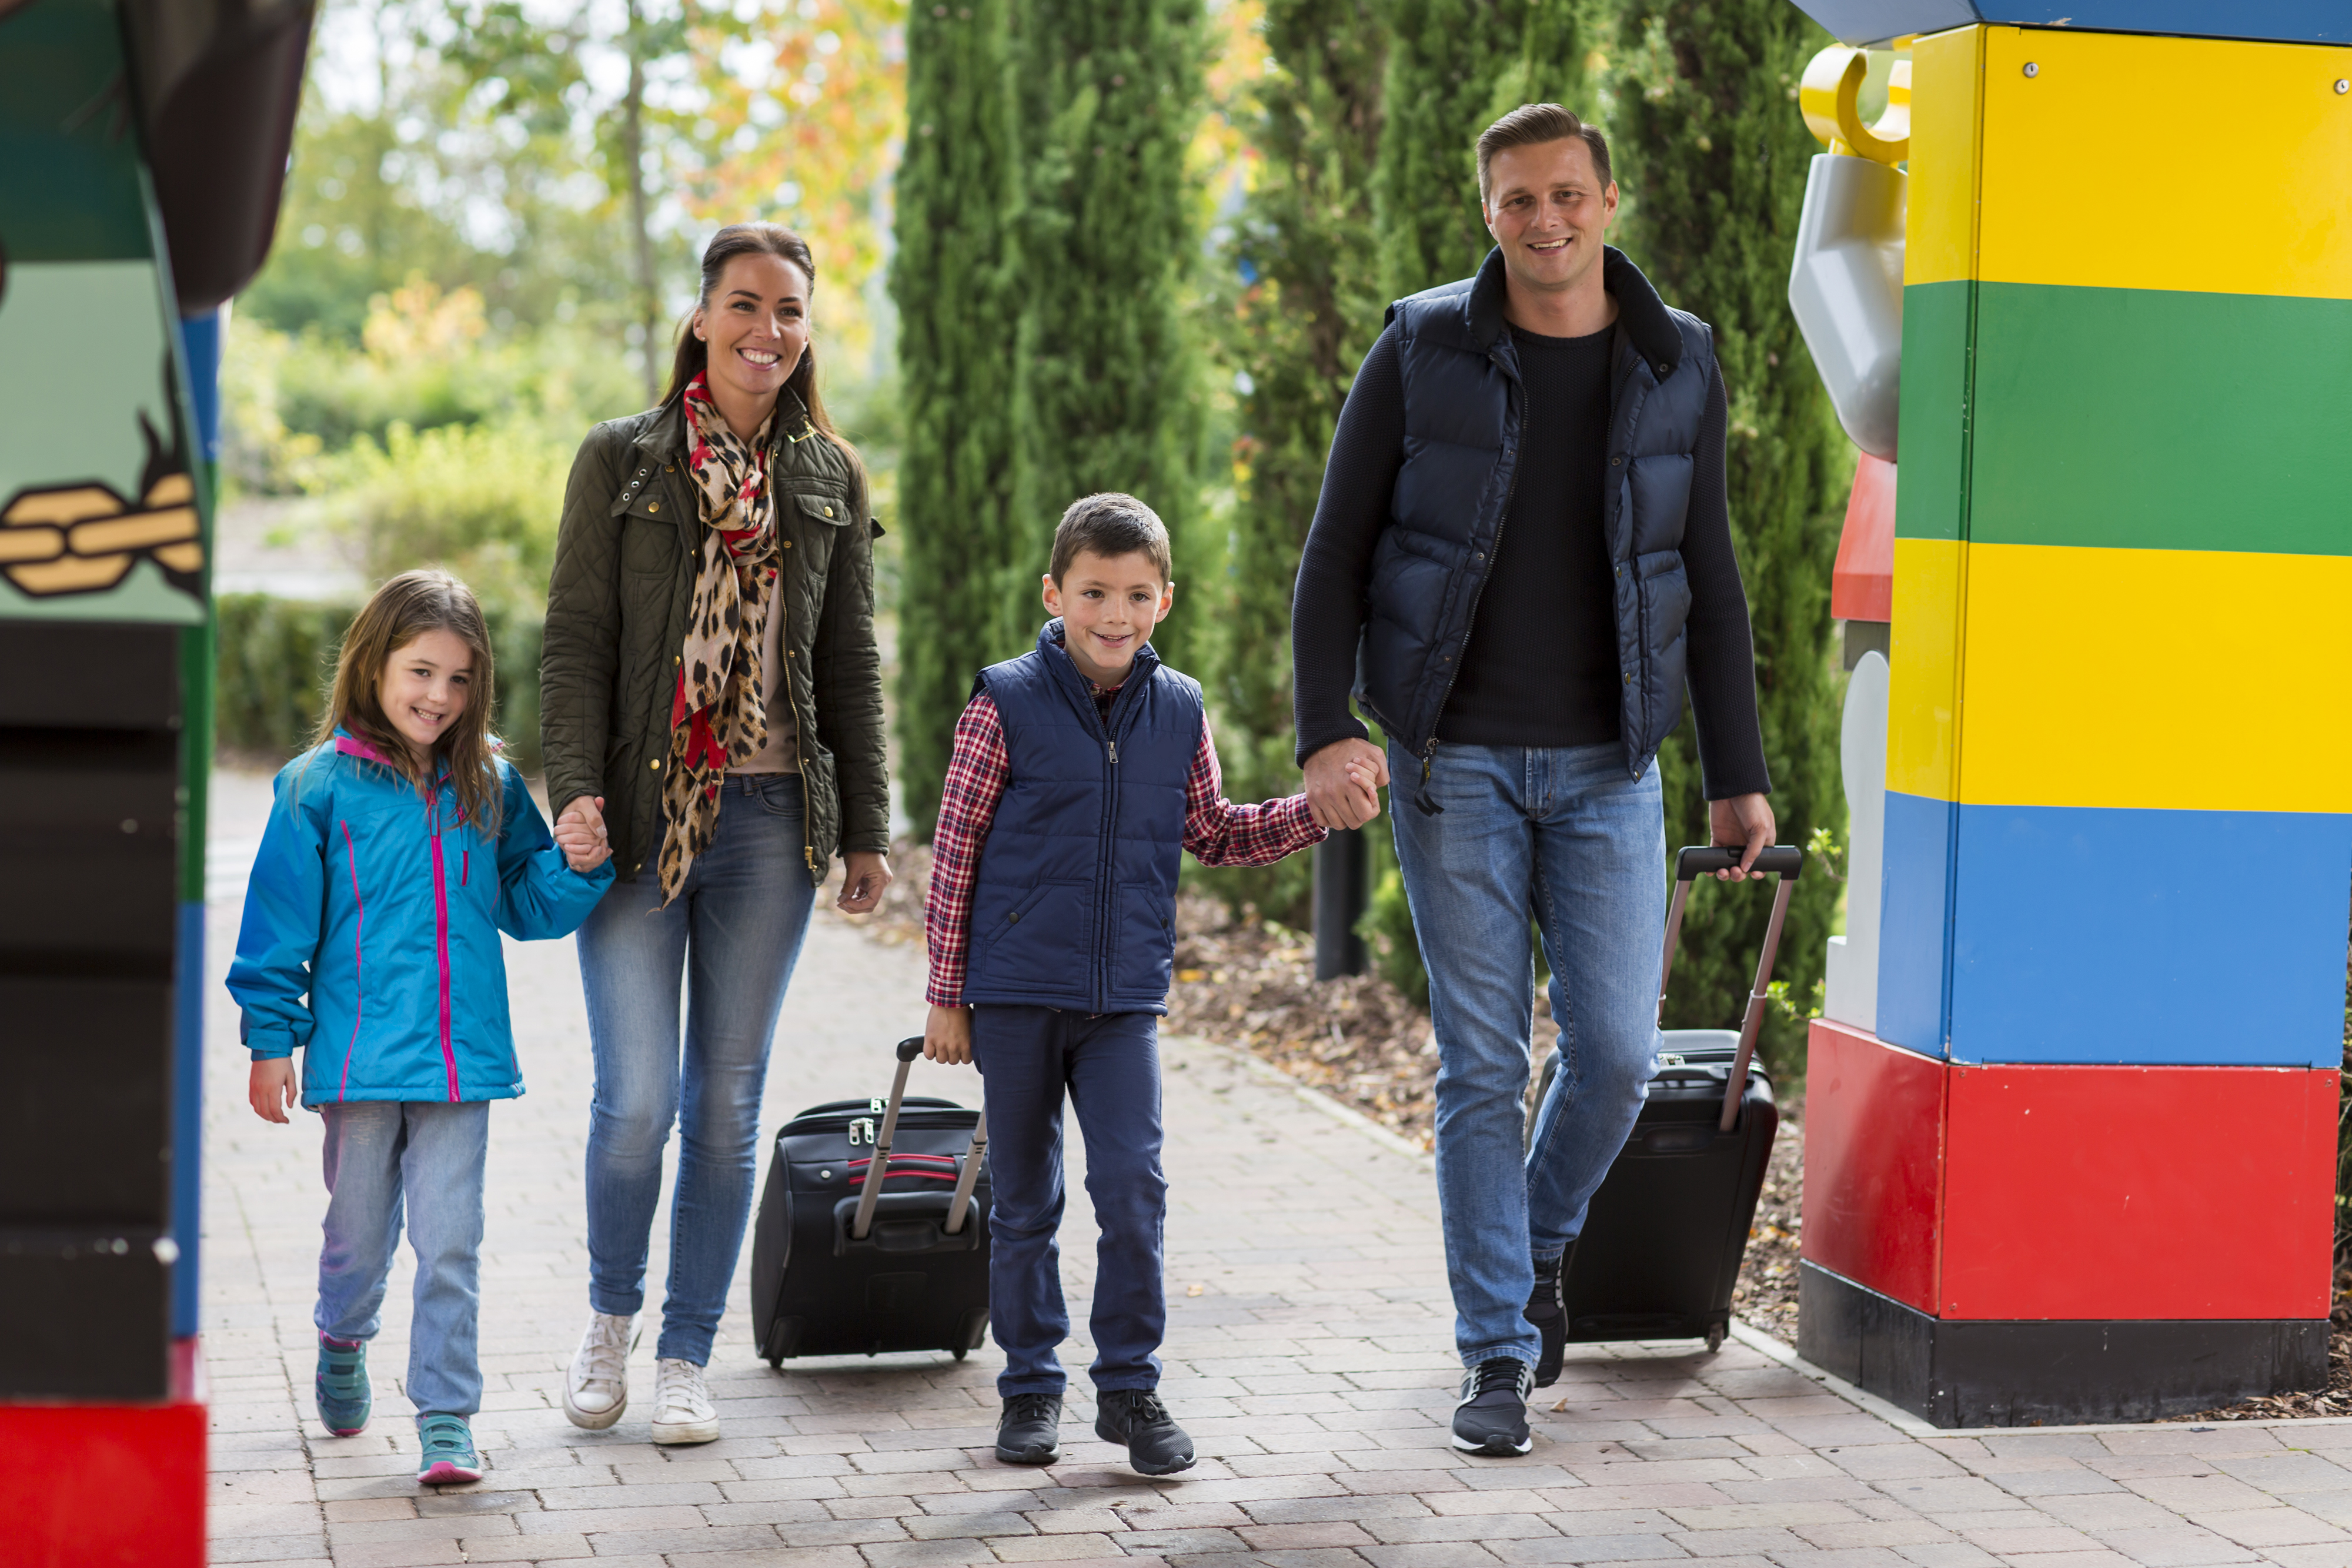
[313, 568, 503, 835]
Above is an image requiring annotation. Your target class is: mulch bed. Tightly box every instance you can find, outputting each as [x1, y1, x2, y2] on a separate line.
[827, 844, 2347, 1419]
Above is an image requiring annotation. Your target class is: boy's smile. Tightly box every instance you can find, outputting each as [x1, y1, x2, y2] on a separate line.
[1043, 548, 1175, 690]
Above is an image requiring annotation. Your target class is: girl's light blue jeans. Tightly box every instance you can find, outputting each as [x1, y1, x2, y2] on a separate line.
[576, 774, 816, 1366]
[315, 1099, 490, 1418]
[1388, 738, 1665, 1372]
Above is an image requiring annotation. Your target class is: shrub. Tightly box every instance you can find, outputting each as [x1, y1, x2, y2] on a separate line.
[215, 592, 545, 774]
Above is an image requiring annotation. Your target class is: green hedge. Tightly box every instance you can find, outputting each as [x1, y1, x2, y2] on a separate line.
[215, 591, 544, 774]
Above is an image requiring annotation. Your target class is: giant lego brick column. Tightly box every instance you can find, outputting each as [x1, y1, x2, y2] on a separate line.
[0, 1, 310, 1556]
[1795, 9, 2352, 1426]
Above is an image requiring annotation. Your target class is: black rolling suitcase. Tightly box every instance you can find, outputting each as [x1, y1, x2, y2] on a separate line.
[1531, 844, 1800, 1353]
[749, 1037, 994, 1365]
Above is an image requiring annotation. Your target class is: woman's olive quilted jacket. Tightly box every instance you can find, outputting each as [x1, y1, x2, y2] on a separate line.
[540, 389, 888, 887]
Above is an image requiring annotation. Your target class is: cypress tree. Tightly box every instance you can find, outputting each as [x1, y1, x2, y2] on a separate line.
[1612, 1, 1845, 1076]
[1201, 0, 1388, 925]
[1374, 0, 1591, 302]
[1010, 0, 1210, 678]
[891, 0, 1024, 834]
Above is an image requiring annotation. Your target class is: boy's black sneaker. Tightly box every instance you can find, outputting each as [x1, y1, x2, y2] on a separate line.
[1452, 1358, 1535, 1456]
[995, 1393, 1063, 1465]
[1525, 1250, 1568, 1388]
[1094, 1389, 1197, 1476]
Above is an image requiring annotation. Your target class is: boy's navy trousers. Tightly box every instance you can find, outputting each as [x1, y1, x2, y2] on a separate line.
[972, 1005, 1167, 1397]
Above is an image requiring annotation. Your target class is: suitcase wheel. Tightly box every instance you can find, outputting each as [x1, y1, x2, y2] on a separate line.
[951, 1346, 967, 1361]
[1705, 1324, 1725, 1353]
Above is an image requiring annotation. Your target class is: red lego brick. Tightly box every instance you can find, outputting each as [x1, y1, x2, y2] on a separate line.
[1831, 453, 1895, 623]
[1942, 1062, 2336, 1320]
[0, 1339, 206, 1567]
[1802, 1018, 1945, 1315]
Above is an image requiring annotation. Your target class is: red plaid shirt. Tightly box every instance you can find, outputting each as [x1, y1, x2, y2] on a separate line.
[924, 691, 1325, 1007]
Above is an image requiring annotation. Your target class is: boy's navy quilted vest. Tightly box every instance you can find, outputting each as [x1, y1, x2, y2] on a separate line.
[1362, 245, 1716, 780]
[961, 620, 1204, 1015]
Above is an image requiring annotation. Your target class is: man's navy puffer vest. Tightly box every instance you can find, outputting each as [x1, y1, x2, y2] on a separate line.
[961, 621, 1204, 1015]
[1362, 245, 1718, 782]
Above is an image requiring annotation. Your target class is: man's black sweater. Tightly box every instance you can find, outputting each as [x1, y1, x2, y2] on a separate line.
[1290, 317, 1772, 801]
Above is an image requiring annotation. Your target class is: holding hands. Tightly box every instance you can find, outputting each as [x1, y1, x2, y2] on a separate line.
[556, 795, 612, 874]
[1304, 738, 1388, 831]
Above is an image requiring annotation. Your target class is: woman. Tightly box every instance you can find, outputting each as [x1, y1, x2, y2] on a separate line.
[540, 223, 890, 1445]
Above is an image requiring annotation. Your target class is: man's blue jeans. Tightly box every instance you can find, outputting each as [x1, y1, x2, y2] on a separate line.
[315, 1099, 490, 1417]
[972, 1005, 1168, 1398]
[1389, 739, 1665, 1370]
[576, 774, 816, 1365]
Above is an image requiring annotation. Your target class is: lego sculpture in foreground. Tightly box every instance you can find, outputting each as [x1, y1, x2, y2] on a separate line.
[1785, 1, 2352, 1426]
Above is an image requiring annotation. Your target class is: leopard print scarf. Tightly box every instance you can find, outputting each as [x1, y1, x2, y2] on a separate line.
[654, 373, 780, 903]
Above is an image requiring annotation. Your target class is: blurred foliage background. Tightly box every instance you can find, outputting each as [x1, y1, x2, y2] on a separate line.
[221, 0, 1856, 1079]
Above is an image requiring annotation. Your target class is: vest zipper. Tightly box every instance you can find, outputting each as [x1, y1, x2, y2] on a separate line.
[1418, 349, 1527, 810]
[1095, 706, 1121, 1012]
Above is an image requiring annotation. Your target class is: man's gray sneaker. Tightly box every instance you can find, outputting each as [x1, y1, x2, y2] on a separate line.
[1452, 1357, 1534, 1455]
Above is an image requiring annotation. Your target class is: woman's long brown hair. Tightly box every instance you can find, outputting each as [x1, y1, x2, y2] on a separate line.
[662, 222, 864, 484]
[310, 568, 504, 836]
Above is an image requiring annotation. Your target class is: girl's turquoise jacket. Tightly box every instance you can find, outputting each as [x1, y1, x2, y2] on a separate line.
[226, 731, 614, 1105]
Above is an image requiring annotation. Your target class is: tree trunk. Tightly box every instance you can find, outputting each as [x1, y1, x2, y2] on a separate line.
[622, 0, 660, 406]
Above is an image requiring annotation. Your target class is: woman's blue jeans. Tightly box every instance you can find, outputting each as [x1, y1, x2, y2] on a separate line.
[1389, 739, 1665, 1372]
[576, 774, 816, 1365]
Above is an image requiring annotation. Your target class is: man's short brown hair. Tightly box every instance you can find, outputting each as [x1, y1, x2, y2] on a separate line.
[1476, 103, 1612, 203]
[1050, 492, 1173, 584]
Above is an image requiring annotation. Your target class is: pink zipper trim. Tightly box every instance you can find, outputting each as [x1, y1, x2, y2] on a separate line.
[339, 821, 363, 1102]
[430, 795, 457, 1102]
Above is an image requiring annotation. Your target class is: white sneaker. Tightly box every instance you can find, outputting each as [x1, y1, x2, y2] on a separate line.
[562, 1312, 637, 1430]
[650, 1357, 720, 1445]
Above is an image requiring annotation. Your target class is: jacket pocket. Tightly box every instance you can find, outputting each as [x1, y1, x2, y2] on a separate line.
[1111, 882, 1177, 1002]
[966, 879, 1091, 998]
[1633, 550, 1691, 658]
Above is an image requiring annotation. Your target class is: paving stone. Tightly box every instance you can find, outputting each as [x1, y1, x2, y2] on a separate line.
[2080, 1526, 2260, 1567]
[189, 774, 2352, 1568]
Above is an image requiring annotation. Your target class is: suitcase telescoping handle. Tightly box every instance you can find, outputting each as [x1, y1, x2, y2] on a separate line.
[944, 1108, 988, 1236]
[850, 1037, 925, 1241]
[1657, 845, 1802, 1134]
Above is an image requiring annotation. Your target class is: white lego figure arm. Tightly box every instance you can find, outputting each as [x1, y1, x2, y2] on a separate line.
[1788, 48, 1909, 462]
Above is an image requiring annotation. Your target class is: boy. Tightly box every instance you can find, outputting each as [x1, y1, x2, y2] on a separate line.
[923, 493, 1374, 1475]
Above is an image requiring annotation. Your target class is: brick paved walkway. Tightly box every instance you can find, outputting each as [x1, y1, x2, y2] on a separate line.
[200, 770, 2352, 1567]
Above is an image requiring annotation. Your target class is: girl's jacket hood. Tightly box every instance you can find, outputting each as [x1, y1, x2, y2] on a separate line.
[226, 731, 614, 1106]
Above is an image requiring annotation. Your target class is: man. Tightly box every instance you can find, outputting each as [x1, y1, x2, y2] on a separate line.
[1291, 105, 1775, 1456]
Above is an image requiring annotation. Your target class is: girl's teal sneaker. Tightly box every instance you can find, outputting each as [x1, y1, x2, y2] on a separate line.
[416, 1413, 483, 1485]
[315, 1333, 370, 1436]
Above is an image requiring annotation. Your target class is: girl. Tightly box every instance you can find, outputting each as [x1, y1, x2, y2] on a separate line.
[228, 569, 614, 1485]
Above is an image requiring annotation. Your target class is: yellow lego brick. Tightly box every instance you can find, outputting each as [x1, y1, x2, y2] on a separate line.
[1977, 27, 2352, 298]
[1905, 25, 1984, 287]
[1886, 535, 1965, 801]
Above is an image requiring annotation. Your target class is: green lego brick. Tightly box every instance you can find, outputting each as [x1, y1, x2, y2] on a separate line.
[1968, 282, 2352, 557]
[1895, 280, 1973, 543]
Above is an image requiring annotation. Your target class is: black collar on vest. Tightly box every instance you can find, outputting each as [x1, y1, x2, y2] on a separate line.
[1461, 244, 1685, 379]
